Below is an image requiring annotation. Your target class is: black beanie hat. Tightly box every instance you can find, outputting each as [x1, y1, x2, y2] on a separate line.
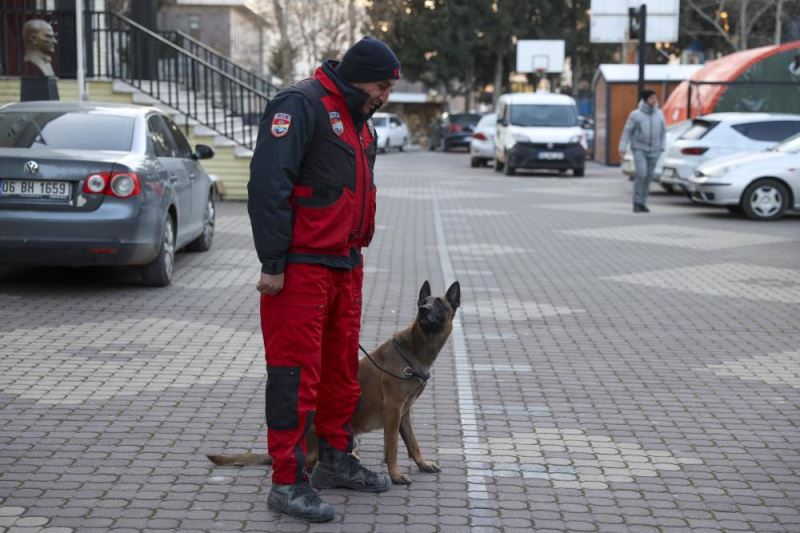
[640, 89, 656, 101]
[336, 37, 401, 83]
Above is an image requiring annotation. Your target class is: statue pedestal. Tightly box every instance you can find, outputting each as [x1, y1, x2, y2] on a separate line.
[20, 77, 60, 101]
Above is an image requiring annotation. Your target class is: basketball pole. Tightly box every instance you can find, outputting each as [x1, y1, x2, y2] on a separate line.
[637, 3, 647, 97]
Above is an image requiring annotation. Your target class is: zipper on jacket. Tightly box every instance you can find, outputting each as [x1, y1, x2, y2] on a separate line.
[353, 132, 370, 241]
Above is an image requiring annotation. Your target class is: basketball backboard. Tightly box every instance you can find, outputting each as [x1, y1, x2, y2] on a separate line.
[590, 0, 679, 43]
[516, 40, 565, 74]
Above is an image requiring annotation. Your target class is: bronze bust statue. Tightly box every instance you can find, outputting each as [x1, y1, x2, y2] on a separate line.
[22, 19, 57, 77]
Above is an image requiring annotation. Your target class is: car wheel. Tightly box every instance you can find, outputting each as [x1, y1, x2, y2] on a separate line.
[741, 178, 789, 221]
[141, 214, 176, 287]
[470, 157, 481, 168]
[504, 162, 516, 176]
[660, 183, 675, 193]
[398, 137, 406, 152]
[573, 167, 585, 177]
[494, 158, 504, 172]
[186, 191, 215, 252]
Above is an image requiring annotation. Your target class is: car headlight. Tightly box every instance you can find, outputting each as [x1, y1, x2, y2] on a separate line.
[569, 133, 588, 150]
[511, 133, 529, 145]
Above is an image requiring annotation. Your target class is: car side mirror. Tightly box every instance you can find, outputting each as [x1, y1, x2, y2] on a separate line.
[194, 144, 214, 160]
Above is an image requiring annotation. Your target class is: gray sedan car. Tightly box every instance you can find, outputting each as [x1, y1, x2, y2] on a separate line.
[0, 101, 216, 286]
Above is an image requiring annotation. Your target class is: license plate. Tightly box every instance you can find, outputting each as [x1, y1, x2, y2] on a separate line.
[0, 179, 70, 199]
[538, 151, 564, 160]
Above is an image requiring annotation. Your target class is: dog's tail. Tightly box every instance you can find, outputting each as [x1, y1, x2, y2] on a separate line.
[207, 453, 272, 466]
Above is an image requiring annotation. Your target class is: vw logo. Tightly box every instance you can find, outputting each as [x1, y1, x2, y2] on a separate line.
[23, 160, 39, 175]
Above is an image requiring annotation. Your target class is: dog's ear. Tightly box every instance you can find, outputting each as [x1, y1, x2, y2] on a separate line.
[418, 280, 431, 305]
[445, 281, 460, 311]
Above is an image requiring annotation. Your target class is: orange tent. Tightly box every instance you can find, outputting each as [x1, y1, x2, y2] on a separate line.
[663, 41, 800, 125]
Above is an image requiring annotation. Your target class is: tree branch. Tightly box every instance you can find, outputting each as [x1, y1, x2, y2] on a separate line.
[686, 0, 739, 51]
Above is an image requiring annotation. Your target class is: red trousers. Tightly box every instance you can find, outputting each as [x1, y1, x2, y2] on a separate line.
[260, 262, 363, 485]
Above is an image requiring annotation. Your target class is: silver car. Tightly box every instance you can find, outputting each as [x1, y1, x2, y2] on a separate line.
[0, 101, 216, 286]
[688, 133, 800, 221]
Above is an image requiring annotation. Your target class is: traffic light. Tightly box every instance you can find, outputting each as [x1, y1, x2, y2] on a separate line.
[629, 7, 641, 40]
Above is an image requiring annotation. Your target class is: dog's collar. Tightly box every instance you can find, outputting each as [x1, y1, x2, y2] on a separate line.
[391, 338, 431, 382]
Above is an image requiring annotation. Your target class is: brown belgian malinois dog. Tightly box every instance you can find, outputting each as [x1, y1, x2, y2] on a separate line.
[208, 280, 460, 485]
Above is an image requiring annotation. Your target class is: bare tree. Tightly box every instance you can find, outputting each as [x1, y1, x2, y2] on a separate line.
[684, 0, 793, 51]
[250, 0, 366, 83]
[271, 0, 294, 84]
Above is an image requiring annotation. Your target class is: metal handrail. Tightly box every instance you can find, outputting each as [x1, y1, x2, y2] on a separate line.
[88, 11, 269, 150]
[159, 29, 280, 97]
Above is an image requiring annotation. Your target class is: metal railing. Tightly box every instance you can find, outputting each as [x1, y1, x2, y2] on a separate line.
[159, 29, 280, 98]
[88, 11, 268, 149]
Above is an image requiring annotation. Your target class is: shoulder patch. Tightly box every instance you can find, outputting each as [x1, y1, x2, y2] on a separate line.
[367, 119, 376, 139]
[329, 111, 344, 136]
[271, 113, 292, 138]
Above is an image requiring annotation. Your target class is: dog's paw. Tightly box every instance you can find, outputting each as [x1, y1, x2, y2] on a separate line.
[390, 473, 412, 485]
[418, 461, 440, 473]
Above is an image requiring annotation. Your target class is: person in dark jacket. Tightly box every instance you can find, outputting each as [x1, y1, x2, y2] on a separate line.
[619, 89, 666, 213]
[247, 37, 400, 522]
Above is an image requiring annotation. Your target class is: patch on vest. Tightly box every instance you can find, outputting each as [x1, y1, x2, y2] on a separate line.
[329, 111, 344, 136]
[367, 119, 376, 140]
[271, 113, 292, 138]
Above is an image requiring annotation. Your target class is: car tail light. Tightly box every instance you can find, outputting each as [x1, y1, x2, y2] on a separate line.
[82, 172, 141, 197]
[84, 173, 107, 193]
[473, 132, 487, 141]
[681, 147, 708, 155]
[449, 124, 463, 133]
[110, 173, 141, 198]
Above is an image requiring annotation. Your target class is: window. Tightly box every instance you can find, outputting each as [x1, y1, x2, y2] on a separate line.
[165, 117, 194, 159]
[680, 120, 716, 140]
[509, 105, 578, 127]
[477, 113, 497, 128]
[372, 117, 387, 127]
[389, 117, 401, 127]
[733, 120, 800, 142]
[147, 115, 177, 158]
[0, 111, 134, 150]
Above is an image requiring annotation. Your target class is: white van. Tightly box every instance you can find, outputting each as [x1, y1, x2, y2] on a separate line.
[494, 92, 587, 176]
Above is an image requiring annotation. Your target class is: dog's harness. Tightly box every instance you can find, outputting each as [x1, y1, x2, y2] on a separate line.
[358, 338, 430, 384]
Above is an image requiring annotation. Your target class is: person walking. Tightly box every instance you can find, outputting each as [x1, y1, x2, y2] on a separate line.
[247, 37, 400, 522]
[619, 89, 666, 213]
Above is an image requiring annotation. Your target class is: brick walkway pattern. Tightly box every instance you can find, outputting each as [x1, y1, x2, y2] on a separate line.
[1, 152, 799, 532]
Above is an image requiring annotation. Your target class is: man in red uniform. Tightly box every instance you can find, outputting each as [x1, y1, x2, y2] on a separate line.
[247, 37, 400, 522]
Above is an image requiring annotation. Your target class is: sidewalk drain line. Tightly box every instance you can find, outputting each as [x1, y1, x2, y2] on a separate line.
[431, 187, 491, 525]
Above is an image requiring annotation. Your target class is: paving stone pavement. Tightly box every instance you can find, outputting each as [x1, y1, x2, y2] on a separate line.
[1, 152, 799, 532]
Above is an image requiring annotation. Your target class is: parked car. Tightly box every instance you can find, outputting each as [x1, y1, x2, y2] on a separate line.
[372, 112, 408, 153]
[660, 113, 800, 194]
[469, 112, 497, 167]
[0, 101, 216, 286]
[494, 92, 587, 176]
[621, 119, 692, 192]
[429, 112, 482, 151]
[688, 132, 800, 221]
[578, 115, 594, 155]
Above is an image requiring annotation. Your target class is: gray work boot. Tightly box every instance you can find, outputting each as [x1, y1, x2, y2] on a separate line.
[267, 481, 335, 522]
[310, 439, 391, 493]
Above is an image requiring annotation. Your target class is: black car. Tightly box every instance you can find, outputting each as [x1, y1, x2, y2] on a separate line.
[429, 113, 482, 152]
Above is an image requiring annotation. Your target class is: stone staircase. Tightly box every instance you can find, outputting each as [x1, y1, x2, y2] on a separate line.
[0, 77, 255, 200]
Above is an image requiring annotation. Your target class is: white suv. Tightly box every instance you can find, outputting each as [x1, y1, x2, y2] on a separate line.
[660, 113, 800, 193]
